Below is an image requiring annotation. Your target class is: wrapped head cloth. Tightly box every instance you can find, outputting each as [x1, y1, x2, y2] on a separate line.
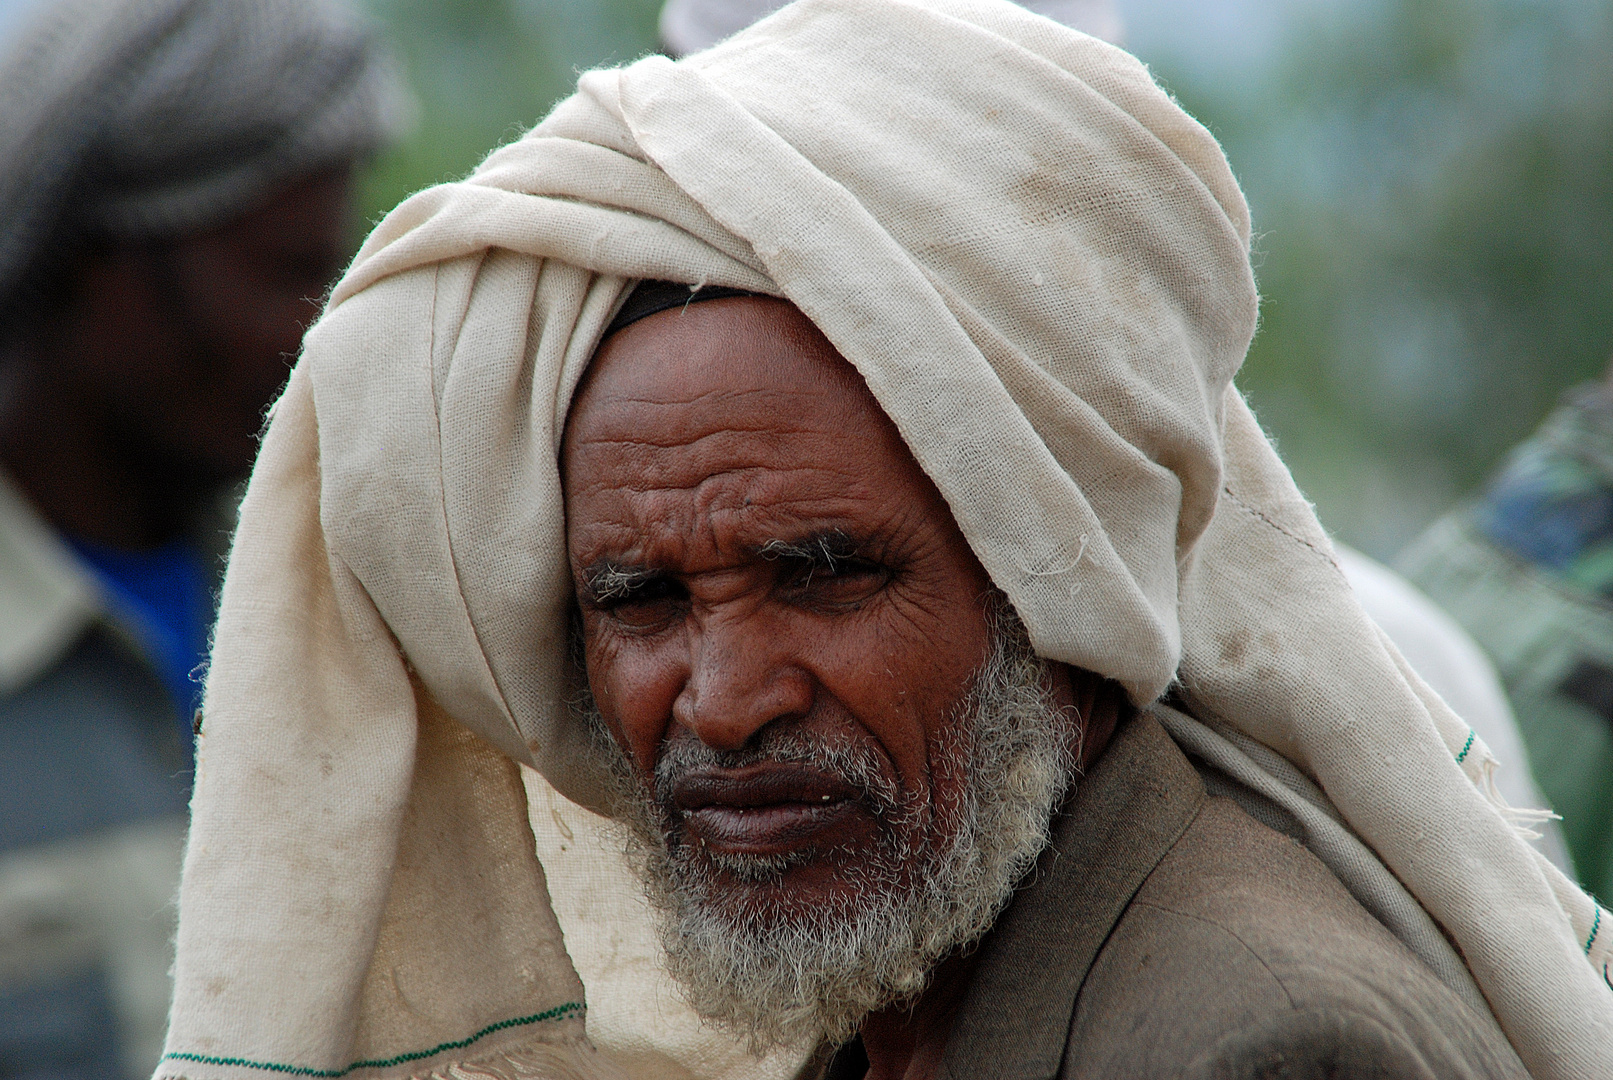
[167, 1, 1613, 1077]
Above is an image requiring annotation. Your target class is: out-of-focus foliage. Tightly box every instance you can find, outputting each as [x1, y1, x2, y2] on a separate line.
[356, 0, 662, 226]
[1151, 0, 1613, 556]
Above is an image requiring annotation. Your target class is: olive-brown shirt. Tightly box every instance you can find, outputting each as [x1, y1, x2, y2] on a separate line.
[827, 711, 1529, 1079]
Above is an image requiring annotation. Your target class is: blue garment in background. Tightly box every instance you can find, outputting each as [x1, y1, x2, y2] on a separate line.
[65, 536, 211, 757]
[1473, 386, 1613, 599]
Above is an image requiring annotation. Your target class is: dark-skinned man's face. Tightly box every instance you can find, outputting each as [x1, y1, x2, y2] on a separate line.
[1, 167, 355, 549]
[561, 295, 1100, 1046]
[61, 168, 351, 486]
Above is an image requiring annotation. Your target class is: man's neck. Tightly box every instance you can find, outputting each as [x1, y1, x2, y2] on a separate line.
[858, 950, 981, 1080]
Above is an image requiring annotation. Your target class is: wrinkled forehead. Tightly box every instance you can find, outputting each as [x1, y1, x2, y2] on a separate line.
[565, 286, 885, 443]
[558, 287, 958, 561]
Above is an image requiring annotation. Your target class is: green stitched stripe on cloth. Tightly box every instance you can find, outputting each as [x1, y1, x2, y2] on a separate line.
[161, 1002, 586, 1077]
[1455, 730, 1476, 764]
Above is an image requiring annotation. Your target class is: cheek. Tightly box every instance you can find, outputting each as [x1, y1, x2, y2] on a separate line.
[807, 594, 991, 798]
[583, 621, 687, 778]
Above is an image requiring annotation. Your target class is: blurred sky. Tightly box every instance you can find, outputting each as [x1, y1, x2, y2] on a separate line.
[1118, 0, 1315, 78]
[0, 0, 43, 40]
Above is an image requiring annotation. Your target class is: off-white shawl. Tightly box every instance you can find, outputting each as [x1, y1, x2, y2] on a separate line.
[163, 2, 1613, 1078]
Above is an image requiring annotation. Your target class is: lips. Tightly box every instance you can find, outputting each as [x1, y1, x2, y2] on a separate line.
[670, 764, 864, 854]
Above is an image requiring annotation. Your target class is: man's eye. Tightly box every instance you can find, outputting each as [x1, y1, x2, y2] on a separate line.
[780, 558, 889, 605]
[596, 578, 685, 627]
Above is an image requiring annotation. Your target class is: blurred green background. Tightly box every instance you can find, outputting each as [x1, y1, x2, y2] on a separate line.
[356, 0, 662, 217]
[355, 0, 1613, 561]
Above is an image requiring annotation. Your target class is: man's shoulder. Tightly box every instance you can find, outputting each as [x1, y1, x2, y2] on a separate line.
[1063, 794, 1529, 1079]
[940, 713, 1530, 1080]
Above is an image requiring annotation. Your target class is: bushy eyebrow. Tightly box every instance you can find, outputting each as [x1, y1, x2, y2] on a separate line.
[581, 562, 660, 604]
[757, 529, 862, 570]
[579, 531, 871, 605]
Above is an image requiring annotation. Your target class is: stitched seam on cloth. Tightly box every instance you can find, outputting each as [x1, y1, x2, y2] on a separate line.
[1219, 486, 1336, 567]
[160, 1003, 585, 1076]
[1131, 900, 1298, 1011]
[1455, 730, 1475, 764]
[910, 187, 1137, 254]
[1588, 905, 1602, 954]
[426, 263, 442, 412]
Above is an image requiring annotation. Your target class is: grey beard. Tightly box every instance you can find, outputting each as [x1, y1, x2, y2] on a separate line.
[576, 602, 1078, 1052]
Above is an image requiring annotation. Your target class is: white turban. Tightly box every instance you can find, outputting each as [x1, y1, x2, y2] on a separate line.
[0, 0, 408, 311]
[165, 2, 1613, 1078]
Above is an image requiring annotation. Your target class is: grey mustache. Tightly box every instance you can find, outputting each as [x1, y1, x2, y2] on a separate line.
[654, 726, 905, 824]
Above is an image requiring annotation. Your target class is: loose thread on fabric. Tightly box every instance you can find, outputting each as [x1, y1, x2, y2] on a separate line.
[160, 1003, 585, 1078]
[1454, 728, 1558, 838]
[1025, 534, 1087, 579]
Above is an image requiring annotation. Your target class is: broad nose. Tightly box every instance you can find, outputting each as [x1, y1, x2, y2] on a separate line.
[672, 610, 814, 751]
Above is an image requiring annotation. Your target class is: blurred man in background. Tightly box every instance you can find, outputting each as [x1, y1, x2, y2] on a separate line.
[1402, 366, 1613, 905]
[0, 0, 404, 1074]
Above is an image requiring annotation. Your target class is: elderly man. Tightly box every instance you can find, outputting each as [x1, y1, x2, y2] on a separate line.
[564, 284, 1526, 1079]
[158, 2, 1613, 1080]
[0, 1, 400, 1075]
